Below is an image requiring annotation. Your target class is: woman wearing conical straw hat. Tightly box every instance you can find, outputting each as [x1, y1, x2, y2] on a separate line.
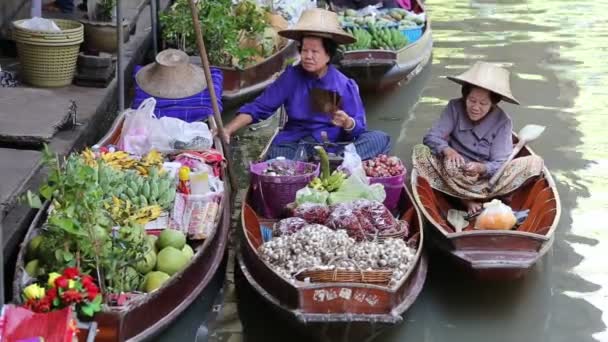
[223, 8, 391, 161]
[412, 61, 544, 214]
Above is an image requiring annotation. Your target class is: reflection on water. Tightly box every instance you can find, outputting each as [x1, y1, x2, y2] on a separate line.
[363, 0, 607, 341]
[231, 0, 608, 341]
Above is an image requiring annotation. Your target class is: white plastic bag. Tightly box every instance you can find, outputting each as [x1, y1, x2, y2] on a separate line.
[17, 17, 61, 31]
[340, 144, 368, 184]
[474, 199, 517, 230]
[118, 98, 161, 155]
[157, 116, 212, 152]
[119, 98, 213, 155]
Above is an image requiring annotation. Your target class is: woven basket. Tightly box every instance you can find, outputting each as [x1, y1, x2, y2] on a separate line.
[295, 259, 393, 285]
[12, 19, 84, 87]
[250, 160, 319, 219]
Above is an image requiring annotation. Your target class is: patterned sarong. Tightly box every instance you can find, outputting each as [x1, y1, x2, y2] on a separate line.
[412, 144, 544, 199]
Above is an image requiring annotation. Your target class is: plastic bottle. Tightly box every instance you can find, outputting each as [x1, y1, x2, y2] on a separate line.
[177, 166, 191, 194]
[190, 171, 210, 195]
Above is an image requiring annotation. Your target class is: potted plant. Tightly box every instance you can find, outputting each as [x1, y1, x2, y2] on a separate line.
[80, 0, 130, 53]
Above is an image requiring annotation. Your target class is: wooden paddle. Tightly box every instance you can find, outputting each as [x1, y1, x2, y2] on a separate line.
[188, 0, 237, 191]
[488, 124, 545, 190]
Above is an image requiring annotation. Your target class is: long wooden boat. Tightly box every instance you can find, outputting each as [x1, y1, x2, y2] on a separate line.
[331, 0, 433, 91]
[12, 112, 232, 342]
[411, 136, 561, 279]
[237, 156, 427, 339]
[216, 41, 298, 108]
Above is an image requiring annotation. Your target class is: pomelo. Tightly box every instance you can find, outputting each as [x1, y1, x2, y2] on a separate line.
[26, 236, 43, 260]
[156, 246, 189, 275]
[135, 249, 157, 274]
[142, 271, 170, 293]
[156, 229, 186, 250]
[181, 244, 194, 260]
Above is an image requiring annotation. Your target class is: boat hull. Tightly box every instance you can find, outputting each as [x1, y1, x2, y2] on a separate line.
[12, 114, 232, 342]
[339, 24, 433, 91]
[236, 184, 427, 338]
[412, 138, 561, 280]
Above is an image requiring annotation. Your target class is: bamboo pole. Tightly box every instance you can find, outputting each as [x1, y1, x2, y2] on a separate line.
[187, 0, 237, 190]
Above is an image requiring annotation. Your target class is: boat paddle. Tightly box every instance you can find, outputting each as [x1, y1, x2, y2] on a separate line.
[187, 0, 238, 192]
[488, 124, 546, 190]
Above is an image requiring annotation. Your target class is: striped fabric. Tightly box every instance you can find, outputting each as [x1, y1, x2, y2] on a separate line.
[266, 130, 391, 161]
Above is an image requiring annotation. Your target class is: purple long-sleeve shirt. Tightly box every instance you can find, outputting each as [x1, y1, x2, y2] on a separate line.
[238, 64, 366, 144]
[423, 98, 513, 177]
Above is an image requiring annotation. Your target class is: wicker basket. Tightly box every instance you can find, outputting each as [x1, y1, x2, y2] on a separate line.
[295, 259, 393, 285]
[12, 19, 84, 87]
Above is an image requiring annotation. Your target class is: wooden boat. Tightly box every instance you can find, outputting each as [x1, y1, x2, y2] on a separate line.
[216, 41, 298, 108]
[11, 112, 232, 342]
[411, 136, 561, 279]
[330, 0, 433, 91]
[236, 131, 427, 337]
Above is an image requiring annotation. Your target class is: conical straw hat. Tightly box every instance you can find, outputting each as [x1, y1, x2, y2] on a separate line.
[136, 49, 206, 99]
[279, 8, 355, 45]
[447, 61, 520, 104]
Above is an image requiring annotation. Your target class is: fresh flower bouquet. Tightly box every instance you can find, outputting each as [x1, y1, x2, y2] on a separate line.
[22, 267, 103, 317]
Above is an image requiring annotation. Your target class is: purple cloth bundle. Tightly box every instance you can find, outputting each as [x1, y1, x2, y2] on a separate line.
[131, 66, 224, 123]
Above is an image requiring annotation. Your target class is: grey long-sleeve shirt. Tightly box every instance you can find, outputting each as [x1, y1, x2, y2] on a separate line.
[423, 98, 513, 177]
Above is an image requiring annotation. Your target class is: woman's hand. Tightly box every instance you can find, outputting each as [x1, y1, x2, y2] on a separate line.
[443, 147, 466, 169]
[331, 110, 355, 130]
[463, 162, 486, 177]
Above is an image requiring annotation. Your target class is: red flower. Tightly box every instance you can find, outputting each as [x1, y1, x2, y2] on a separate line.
[87, 289, 100, 302]
[55, 276, 69, 289]
[63, 267, 80, 279]
[46, 287, 58, 302]
[82, 274, 94, 286]
[36, 296, 52, 312]
[61, 289, 83, 304]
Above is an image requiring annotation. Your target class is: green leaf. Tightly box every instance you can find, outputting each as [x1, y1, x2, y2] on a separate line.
[26, 190, 42, 209]
[39, 184, 54, 200]
[81, 304, 94, 317]
[63, 251, 74, 262]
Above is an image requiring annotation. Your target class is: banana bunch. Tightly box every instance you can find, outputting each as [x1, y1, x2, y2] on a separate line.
[119, 167, 177, 210]
[344, 27, 373, 51]
[105, 196, 162, 226]
[309, 170, 348, 192]
[81, 148, 97, 167]
[101, 151, 138, 170]
[369, 26, 408, 50]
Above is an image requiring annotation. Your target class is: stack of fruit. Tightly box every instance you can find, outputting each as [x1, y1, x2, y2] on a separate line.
[138, 229, 195, 293]
[344, 26, 408, 51]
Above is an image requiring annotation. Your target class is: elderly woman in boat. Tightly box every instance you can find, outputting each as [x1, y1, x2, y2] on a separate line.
[413, 61, 544, 214]
[223, 8, 391, 160]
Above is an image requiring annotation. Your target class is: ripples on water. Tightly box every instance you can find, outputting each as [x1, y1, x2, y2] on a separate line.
[364, 0, 607, 341]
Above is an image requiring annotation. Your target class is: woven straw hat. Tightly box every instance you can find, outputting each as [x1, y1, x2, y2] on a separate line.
[136, 49, 206, 99]
[279, 8, 355, 45]
[447, 61, 520, 104]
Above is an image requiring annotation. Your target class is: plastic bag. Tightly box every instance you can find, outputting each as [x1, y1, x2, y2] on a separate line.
[274, 217, 308, 236]
[171, 191, 222, 239]
[157, 116, 212, 151]
[119, 98, 213, 155]
[474, 199, 517, 230]
[326, 200, 398, 240]
[118, 98, 161, 155]
[17, 17, 61, 31]
[339, 144, 368, 184]
[295, 186, 329, 205]
[327, 175, 385, 205]
[294, 203, 330, 224]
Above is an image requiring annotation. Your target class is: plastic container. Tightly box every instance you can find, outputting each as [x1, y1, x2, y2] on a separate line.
[368, 171, 407, 212]
[400, 25, 423, 44]
[250, 160, 319, 219]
